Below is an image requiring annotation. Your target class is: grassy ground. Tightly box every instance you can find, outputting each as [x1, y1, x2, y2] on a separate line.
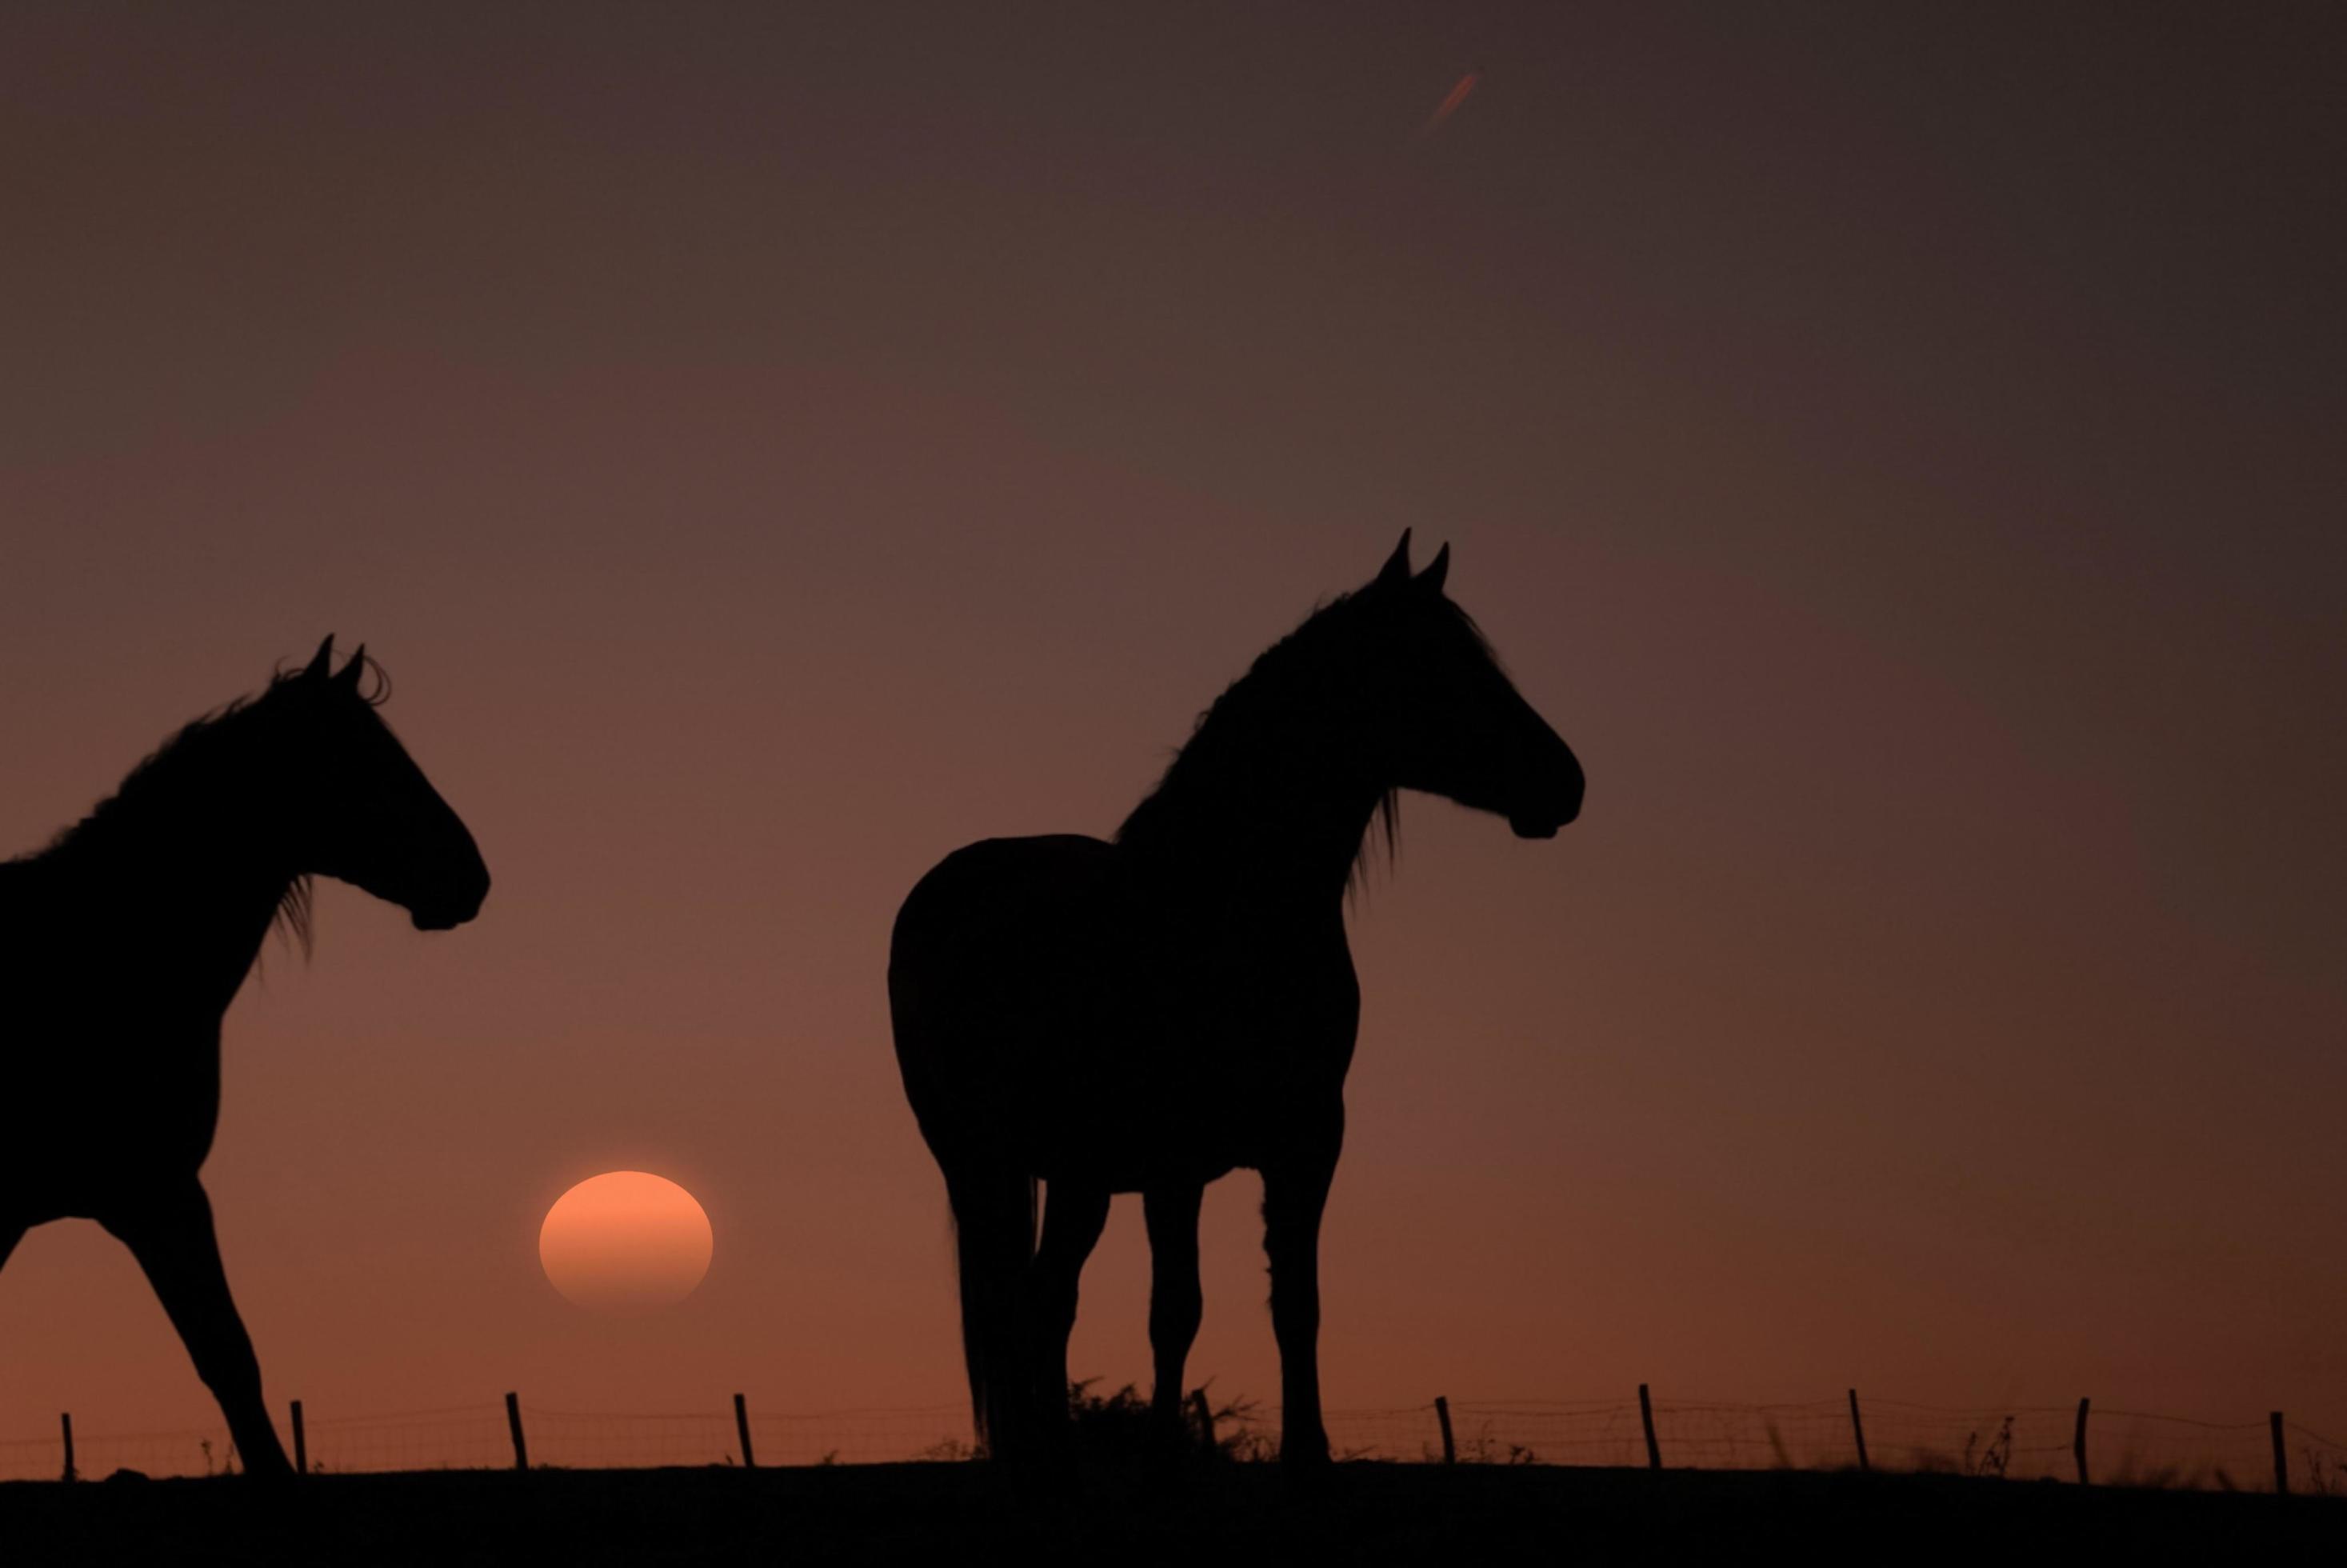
[1, 1462, 2339, 1564]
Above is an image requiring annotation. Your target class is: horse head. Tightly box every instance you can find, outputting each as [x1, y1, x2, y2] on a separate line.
[273, 636, 490, 930]
[1358, 531, 1583, 838]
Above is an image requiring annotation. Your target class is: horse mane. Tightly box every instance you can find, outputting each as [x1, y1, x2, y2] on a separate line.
[31, 654, 393, 956]
[1116, 584, 1494, 894]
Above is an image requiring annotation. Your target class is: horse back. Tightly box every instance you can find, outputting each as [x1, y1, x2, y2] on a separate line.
[888, 834, 1116, 1059]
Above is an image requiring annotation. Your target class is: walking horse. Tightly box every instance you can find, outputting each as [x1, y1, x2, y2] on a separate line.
[0, 638, 487, 1475]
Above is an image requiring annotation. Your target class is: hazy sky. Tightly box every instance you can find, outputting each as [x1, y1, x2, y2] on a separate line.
[3, 4, 2341, 1457]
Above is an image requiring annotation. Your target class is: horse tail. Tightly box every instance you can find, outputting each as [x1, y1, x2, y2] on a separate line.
[946, 1162, 1038, 1458]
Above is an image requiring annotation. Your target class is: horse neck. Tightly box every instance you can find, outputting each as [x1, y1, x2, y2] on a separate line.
[1123, 729, 1386, 915]
[61, 765, 299, 1016]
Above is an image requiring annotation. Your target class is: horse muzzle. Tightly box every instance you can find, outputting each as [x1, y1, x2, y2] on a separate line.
[1508, 770, 1583, 839]
[410, 868, 490, 931]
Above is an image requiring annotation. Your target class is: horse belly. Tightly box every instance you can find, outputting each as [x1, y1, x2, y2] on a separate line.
[888, 834, 1356, 1190]
[992, 970, 1353, 1190]
[1024, 1024, 1247, 1190]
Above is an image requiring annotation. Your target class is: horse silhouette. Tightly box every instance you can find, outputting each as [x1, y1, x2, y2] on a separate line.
[0, 638, 487, 1477]
[890, 534, 1583, 1466]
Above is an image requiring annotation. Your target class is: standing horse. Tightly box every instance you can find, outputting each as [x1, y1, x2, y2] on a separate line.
[0, 638, 488, 1476]
[890, 534, 1583, 1466]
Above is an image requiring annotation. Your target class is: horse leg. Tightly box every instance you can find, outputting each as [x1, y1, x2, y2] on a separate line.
[1262, 1150, 1338, 1470]
[100, 1179, 294, 1478]
[945, 1163, 1040, 1462]
[1142, 1180, 1205, 1448]
[1030, 1180, 1110, 1442]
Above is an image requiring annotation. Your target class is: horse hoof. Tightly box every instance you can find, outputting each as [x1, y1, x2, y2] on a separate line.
[1279, 1442, 1333, 1486]
[238, 1449, 298, 1483]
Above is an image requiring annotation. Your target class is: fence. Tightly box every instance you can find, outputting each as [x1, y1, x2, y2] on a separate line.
[1407, 1394, 2347, 1494]
[4, 1390, 2343, 1495]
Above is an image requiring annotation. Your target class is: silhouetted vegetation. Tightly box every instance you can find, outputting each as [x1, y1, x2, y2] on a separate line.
[1060, 1381, 1270, 1464]
[1963, 1417, 2015, 1479]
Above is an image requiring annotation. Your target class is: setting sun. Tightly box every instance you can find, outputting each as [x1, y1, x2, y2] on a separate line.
[538, 1172, 714, 1313]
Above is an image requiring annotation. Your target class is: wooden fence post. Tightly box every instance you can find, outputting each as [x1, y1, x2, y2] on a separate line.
[1189, 1390, 1216, 1453]
[1847, 1389, 1869, 1471]
[506, 1392, 529, 1472]
[2073, 1398, 2090, 1486]
[1639, 1384, 1661, 1470]
[291, 1399, 307, 1477]
[734, 1394, 756, 1470]
[2271, 1411, 2289, 1496]
[60, 1413, 75, 1484]
[1433, 1396, 1456, 1464]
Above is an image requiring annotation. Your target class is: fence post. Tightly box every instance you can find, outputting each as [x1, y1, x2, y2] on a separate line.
[2073, 1398, 2090, 1486]
[1189, 1390, 1216, 1453]
[1847, 1389, 1869, 1472]
[60, 1413, 75, 1484]
[291, 1399, 307, 1477]
[506, 1392, 529, 1472]
[734, 1394, 756, 1470]
[2271, 1411, 2289, 1496]
[1639, 1384, 1661, 1470]
[1433, 1396, 1456, 1464]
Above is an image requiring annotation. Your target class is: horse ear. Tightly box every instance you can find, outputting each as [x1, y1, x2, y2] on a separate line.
[335, 645, 368, 694]
[1374, 530, 1413, 589]
[302, 636, 335, 681]
[1417, 542, 1450, 594]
